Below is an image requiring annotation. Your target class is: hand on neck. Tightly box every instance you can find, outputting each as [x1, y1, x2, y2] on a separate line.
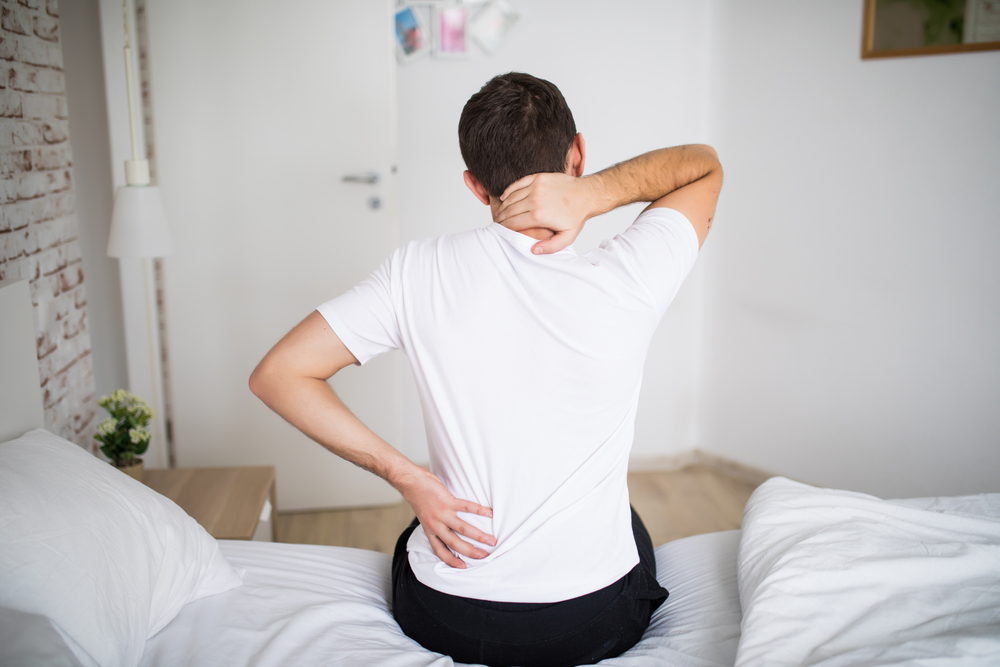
[490, 197, 556, 242]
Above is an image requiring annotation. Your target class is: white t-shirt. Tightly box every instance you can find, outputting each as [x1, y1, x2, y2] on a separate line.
[317, 207, 699, 603]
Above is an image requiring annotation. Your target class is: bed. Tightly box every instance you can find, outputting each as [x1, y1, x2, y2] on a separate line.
[2, 278, 999, 667]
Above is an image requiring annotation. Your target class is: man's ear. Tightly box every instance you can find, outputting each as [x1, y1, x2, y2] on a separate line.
[567, 133, 586, 177]
[463, 170, 491, 206]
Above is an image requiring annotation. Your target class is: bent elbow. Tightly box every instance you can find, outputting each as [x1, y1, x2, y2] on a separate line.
[248, 362, 270, 400]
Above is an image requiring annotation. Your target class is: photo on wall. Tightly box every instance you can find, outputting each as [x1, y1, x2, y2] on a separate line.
[395, 6, 430, 63]
[862, 0, 1000, 58]
[470, 0, 521, 55]
[433, 5, 470, 58]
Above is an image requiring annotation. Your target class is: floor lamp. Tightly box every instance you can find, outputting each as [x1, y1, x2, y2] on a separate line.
[106, 0, 173, 468]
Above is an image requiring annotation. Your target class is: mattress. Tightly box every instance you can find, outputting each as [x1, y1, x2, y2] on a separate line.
[140, 530, 742, 667]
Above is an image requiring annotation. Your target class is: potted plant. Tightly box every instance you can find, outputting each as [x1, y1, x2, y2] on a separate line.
[94, 390, 153, 482]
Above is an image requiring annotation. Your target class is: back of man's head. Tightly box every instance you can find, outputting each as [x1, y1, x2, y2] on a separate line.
[459, 72, 576, 199]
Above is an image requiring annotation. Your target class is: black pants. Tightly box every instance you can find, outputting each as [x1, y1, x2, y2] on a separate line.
[391, 507, 668, 667]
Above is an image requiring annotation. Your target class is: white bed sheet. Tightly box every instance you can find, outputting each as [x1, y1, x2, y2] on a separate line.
[140, 530, 742, 667]
[735, 479, 1000, 667]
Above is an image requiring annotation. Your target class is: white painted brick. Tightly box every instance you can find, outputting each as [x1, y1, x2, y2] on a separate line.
[16, 170, 45, 198]
[42, 119, 65, 143]
[21, 91, 54, 119]
[62, 240, 80, 265]
[47, 167, 69, 192]
[0, 35, 16, 61]
[48, 188, 73, 215]
[5, 61, 36, 93]
[0, 89, 22, 117]
[7, 226, 27, 259]
[46, 42, 60, 69]
[11, 119, 42, 145]
[58, 258, 82, 290]
[32, 12, 58, 42]
[0, 255, 29, 282]
[62, 302, 85, 338]
[1, 5, 32, 36]
[4, 197, 46, 228]
[31, 144, 69, 169]
[15, 34, 47, 66]
[34, 241, 62, 274]
[0, 119, 14, 147]
[33, 67, 62, 94]
[30, 270, 57, 302]
[0, 175, 15, 201]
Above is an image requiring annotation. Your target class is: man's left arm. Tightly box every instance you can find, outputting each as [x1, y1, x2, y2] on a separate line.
[249, 312, 495, 568]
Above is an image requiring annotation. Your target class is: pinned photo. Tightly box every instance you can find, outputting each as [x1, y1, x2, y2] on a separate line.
[470, 0, 520, 55]
[433, 5, 470, 58]
[395, 6, 430, 63]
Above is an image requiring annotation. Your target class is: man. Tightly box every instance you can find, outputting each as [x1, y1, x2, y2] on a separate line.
[250, 72, 722, 666]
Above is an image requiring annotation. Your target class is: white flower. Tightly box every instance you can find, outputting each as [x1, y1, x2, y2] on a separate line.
[129, 427, 150, 444]
[98, 418, 118, 436]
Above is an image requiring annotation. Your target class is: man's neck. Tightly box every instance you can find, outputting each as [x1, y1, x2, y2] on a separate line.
[489, 197, 556, 242]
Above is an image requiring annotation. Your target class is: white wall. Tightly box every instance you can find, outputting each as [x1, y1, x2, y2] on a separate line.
[396, 0, 713, 464]
[698, 0, 1000, 497]
[75, 0, 998, 505]
[59, 0, 128, 399]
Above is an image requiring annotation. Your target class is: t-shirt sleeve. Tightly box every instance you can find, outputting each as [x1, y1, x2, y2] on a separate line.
[594, 207, 700, 317]
[315, 256, 401, 366]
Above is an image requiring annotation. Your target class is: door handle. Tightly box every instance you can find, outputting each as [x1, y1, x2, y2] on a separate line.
[341, 171, 380, 185]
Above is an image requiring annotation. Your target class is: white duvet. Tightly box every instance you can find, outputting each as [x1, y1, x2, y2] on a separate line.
[140, 530, 742, 667]
[735, 477, 1000, 667]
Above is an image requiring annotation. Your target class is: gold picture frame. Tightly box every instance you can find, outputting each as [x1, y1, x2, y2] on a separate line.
[862, 0, 1000, 59]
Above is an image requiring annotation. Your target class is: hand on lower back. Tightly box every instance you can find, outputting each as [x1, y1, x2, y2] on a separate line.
[494, 173, 593, 255]
[396, 466, 495, 568]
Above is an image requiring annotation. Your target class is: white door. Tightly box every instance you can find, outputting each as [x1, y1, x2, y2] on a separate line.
[146, 0, 401, 509]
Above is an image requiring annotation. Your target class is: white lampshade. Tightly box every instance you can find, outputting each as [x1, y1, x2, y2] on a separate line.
[107, 185, 174, 258]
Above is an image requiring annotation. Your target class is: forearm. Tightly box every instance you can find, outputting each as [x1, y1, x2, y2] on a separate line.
[584, 144, 720, 217]
[251, 371, 420, 490]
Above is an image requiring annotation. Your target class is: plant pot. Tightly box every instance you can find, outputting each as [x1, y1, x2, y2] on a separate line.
[116, 459, 144, 483]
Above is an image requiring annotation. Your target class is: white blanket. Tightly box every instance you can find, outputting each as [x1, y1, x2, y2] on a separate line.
[141, 530, 743, 666]
[735, 477, 1000, 667]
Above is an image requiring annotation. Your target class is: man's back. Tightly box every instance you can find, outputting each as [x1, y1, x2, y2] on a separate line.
[318, 207, 699, 601]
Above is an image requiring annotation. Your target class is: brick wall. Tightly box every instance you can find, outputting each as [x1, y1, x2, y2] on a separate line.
[0, 0, 98, 452]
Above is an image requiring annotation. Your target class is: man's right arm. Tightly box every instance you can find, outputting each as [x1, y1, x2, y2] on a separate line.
[494, 144, 722, 254]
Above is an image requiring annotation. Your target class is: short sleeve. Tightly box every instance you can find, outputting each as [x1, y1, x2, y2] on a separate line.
[316, 256, 401, 365]
[591, 207, 699, 317]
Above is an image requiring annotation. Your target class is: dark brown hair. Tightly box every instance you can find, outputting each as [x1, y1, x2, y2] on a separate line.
[458, 73, 577, 198]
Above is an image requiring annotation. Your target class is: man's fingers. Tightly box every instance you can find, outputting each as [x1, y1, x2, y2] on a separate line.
[428, 534, 466, 569]
[532, 231, 574, 255]
[440, 529, 491, 560]
[496, 201, 537, 227]
[500, 174, 537, 201]
[458, 500, 493, 518]
[449, 519, 497, 548]
[495, 187, 532, 218]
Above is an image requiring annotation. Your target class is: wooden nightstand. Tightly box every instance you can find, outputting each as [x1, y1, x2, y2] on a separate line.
[144, 466, 278, 541]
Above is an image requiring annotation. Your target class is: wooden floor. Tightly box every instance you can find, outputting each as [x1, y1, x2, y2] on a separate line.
[277, 464, 761, 553]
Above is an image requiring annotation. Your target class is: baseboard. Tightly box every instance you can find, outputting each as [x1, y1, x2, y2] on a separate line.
[629, 449, 776, 487]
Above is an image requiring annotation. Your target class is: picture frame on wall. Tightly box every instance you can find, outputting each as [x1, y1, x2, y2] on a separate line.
[470, 0, 521, 55]
[862, 0, 1000, 59]
[394, 6, 430, 63]
[433, 5, 470, 59]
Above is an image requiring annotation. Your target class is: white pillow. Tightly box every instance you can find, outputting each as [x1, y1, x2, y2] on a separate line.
[735, 477, 1000, 667]
[0, 429, 242, 667]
